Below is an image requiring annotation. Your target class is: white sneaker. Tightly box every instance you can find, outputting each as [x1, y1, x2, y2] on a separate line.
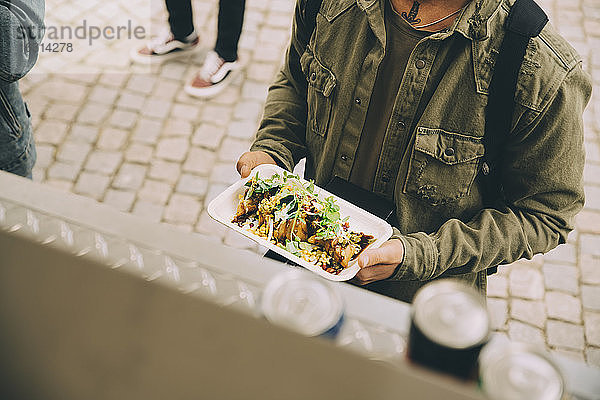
[130, 30, 199, 64]
[184, 50, 241, 98]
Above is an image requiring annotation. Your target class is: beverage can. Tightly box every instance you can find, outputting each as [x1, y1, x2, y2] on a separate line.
[261, 270, 344, 338]
[407, 279, 490, 379]
[479, 338, 564, 400]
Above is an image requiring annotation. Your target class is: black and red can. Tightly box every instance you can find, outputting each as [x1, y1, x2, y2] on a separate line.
[407, 280, 491, 380]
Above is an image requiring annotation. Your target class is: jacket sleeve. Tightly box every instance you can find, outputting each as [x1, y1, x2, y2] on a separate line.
[249, 0, 310, 171]
[390, 64, 592, 281]
[0, 0, 45, 83]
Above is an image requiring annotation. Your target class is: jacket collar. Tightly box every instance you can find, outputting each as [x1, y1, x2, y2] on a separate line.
[352, 0, 504, 42]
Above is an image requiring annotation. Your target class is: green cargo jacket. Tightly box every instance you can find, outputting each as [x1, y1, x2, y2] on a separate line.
[250, 0, 592, 302]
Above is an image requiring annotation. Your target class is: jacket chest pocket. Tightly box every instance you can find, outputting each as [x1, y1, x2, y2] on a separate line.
[404, 128, 485, 206]
[0, 88, 22, 140]
[300, 49, 336, 138]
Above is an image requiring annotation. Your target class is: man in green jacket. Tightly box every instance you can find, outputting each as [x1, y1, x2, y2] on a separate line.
[236, 0, 592, 302]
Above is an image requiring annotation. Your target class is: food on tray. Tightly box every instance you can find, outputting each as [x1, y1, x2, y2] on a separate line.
[232, 171, 375, 275]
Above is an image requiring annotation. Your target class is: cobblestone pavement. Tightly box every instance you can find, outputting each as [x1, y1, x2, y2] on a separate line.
[19, 0, 600, 367]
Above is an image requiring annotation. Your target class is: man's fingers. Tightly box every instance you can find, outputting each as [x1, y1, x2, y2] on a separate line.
[357, 239, 404, 268]
[236, 151, 277, 178]
[240, 165, 251, 178]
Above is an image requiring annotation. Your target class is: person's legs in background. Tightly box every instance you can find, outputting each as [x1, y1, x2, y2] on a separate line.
[131, 0, 199, 64]
[185, 0, 246, 98]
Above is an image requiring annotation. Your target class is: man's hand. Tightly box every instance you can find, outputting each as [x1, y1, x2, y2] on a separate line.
[353, 239, 405, 285]
[236, 151, 277, 178]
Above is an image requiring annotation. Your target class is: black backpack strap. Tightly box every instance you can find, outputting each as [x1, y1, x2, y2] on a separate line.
[303, 0, 323, 38]
[483, 0, 548, 275]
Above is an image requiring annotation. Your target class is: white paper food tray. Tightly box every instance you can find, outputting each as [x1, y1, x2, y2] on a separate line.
[207, 164, 393, 281]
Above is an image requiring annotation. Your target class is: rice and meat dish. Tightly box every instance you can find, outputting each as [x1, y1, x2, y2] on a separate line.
[232, 171, 375, 275]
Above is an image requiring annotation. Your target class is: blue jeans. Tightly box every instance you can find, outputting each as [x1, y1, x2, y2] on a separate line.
[0, 81, 36, 178]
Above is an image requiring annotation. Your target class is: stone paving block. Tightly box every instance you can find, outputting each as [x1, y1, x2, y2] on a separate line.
[171, 103, 201, 121]
[109, 109, 138, 130]
[98, 72, 129, 88]
[163, 193, 202, 224]
[487, 298, 508, 330]
[69, 124, 100, 143]
[550, 348, 585, 363]
[117, 91, 146, 111]
[88, 86, 119, 105]
[113, 163, 147, 191]
[195, 210, 228, 238]
[97, 128, 128, 151]
[205, 183, 229, 204]
[192, 123, 226, 150]
[155, 137, 189, 162]
[212, 85, 242, 106]
[183, 147, 217, 175]
[103, 189, 136, 212]
[582, 285, 600, 311]
[581, 255, 600, 284]
[543, 243, 577, 265]
[44, 103, 80, 122]
[586, 347, 600, 368]
[35, 120, 69, 145]
[227, 120, 258, 140]
[126, 74, 157, 95]
[132, 118, 163, 144]
[138, 179, 172, 204]
[580, 233, 600, 256]
[575, 210, 600, 233]
[176, 174, 209, 197]
[241, 81, 270, 102]
[160, 62, 189, 81]
[163, 119, 193, 137]
[84, 150, 122, 175]
[77, 103, 111, 125]
[542, 264, 579, 294]
[142, 97, 172, 119]
[47, 162, 80, 181]
[547, 320, 585, 350]
[152, 79, 180, 100]
[201, 104, 232, 125]
[508, 320, 545, 346]
[546, 292, 582, 323]
[233, 100, 264, 122]
[510, 299, 547, 328]
[585, 140, 600, 163]
[209, 162, 240, 185]
[218, 138, 252, 163]
[257, 27, 291, 48]
[74, 172, 110, 200]
[487, 274, 508, 297]
[35, 144, 55, 168]
[584, 312, 600, 347]
[583, 162, 600, 185]
[56, 142, 91, 165]
[132, 200, 164, 223]
[509, 266, 545, 300]
[44, 179, 74, 192]
[148, 160, 181, 184]
[124, 143, 154, 164]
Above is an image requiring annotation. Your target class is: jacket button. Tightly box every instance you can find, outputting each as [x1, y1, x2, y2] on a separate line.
[415, 59, 426, 69]
[397, 120, 406, 130]
[355, 97, 361, 105]
[310, 72, 316, 82]
[444, 147, 455, 157]
[341, 154, 349, 161]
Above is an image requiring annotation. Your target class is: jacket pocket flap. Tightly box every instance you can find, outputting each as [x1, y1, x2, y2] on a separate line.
[415, 127, 485, 165]
[300, 50, 337, 97]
